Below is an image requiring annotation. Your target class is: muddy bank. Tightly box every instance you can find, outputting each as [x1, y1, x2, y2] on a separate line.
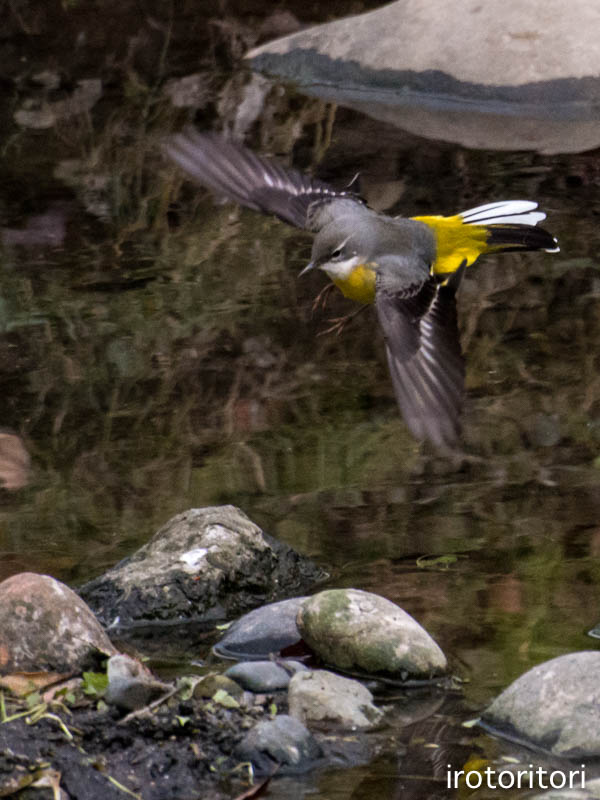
[1, 696, 257, 800]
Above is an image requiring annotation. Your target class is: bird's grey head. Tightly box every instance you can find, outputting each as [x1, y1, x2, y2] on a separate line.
[302, 217, 374, 280]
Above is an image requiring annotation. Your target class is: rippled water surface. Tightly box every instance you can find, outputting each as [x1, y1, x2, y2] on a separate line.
[2, 2, 600, 797]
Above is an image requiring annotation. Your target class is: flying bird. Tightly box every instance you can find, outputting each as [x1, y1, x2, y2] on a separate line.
[164, 129, 559, 449]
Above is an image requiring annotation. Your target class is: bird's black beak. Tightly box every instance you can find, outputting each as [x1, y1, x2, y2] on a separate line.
[298, 260, 316, 277]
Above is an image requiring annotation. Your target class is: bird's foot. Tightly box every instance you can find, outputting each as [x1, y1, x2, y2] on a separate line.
[311, 282, 336, 313]
[318, 306, 367, 337]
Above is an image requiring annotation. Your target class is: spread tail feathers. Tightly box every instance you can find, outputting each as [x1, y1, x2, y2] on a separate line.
[460, 200, 560, 254]
[485, 223, 559, 253]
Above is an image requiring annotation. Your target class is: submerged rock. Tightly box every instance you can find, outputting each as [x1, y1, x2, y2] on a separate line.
[288, 669, 383, 729]
[297, 589, 446, 678]
[79, 506, 324, 630]
[481, 651, 600, 757]
[225, 660, 307, 692]
[213, 596, 307, 660]
[235, 714, 323, 775]
[0, 572, 117, 675]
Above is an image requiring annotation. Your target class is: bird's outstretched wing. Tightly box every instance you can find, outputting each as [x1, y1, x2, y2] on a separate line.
[375, 263, 466, 449]
[163, 129, 362, 231]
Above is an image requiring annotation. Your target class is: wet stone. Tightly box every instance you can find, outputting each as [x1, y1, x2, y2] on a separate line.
[213, 596, 307, 660]
[481, 651, 600, 757]
[288, 669, 383, 729]
[247, 0, 600, 153]
[297, 589, 447, 678]
[248, 0, 600, 92]
[235, 714, 323, 775]
[79, 506, 324, 630]
[104, 654, 171, 711]
[225, 660, 307, 692]
[0, 572, 117, 675]
[193, 673, 245, 700]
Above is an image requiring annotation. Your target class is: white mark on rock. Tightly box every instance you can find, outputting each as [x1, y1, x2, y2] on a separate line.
[179, 548, 209, 571]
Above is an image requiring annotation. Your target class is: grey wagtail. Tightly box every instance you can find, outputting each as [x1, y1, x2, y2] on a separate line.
[164, 129, 559, 450]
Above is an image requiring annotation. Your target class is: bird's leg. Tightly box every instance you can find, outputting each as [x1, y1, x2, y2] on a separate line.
[318, 304, 368, 337]
[311, 282, 336, 313]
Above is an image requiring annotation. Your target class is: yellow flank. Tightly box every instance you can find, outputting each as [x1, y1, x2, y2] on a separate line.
[331, 262, 377, 304]
[412, 214, 489, 276]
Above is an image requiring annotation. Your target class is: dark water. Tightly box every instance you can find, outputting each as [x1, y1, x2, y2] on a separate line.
[2, 2, 600, 797]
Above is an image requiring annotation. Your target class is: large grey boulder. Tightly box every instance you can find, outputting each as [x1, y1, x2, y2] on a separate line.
[297, 589, 446, 678]
[79, 506, 324, 629]
[247, 0, 600, 153]
[482, 652, 600, 757]
[0, 572, 117, 675]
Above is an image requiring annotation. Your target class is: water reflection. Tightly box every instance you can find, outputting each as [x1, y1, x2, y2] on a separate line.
[2, 93, 600, 634]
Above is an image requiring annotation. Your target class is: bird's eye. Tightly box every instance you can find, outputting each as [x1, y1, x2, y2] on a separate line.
[330, 247, 343, 260]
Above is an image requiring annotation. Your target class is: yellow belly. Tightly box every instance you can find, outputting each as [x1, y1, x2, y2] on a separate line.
[331, 263, 377, 304]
